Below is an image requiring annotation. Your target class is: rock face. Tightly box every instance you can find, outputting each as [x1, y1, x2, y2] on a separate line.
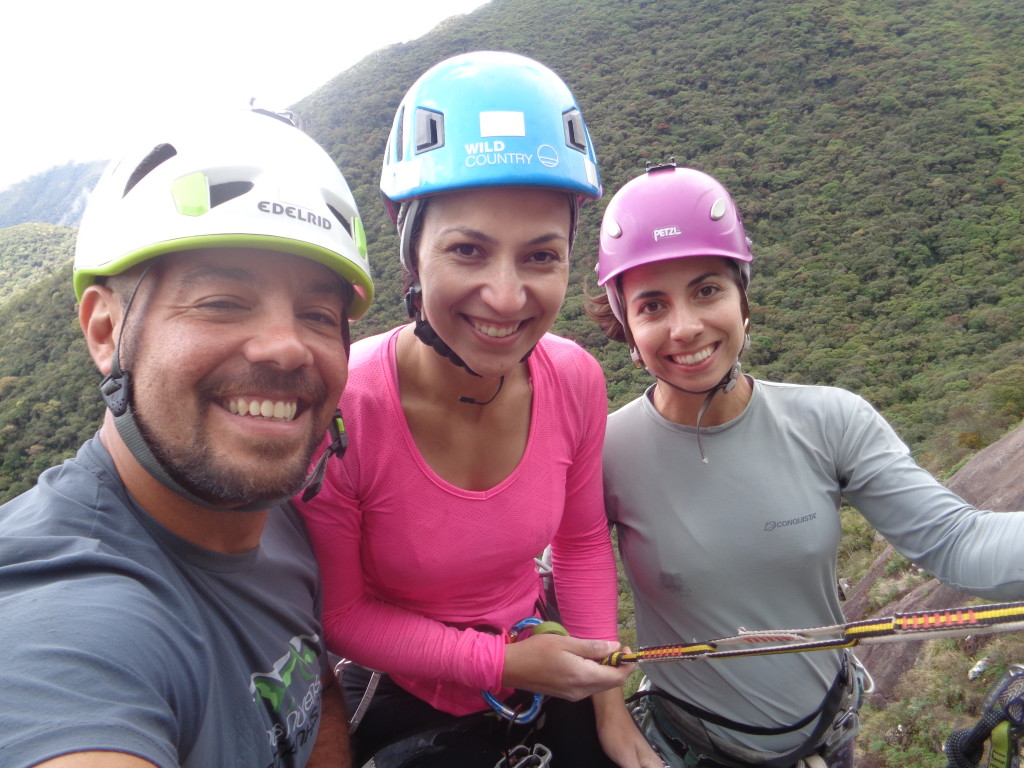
[944, 422, 1024, 511]
[841, 421, 1024, 705]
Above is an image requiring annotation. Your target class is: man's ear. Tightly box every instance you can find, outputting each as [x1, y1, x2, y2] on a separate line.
[79, 285, 121, 376]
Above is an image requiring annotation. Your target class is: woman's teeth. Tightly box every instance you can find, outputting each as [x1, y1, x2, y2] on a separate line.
[671, 346, 714, 366]
[472, 320, 520, 338]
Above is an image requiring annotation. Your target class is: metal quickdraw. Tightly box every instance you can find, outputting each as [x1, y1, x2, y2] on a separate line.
[601, 600, 1024, 666]
[483, 617, 569, 723]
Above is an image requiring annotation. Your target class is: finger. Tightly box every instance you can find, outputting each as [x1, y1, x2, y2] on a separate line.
[568, 638, 622, 659]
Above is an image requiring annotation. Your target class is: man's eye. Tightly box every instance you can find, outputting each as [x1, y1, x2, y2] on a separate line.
[199, 299, 246, 311]
[302, 310, 341, 327]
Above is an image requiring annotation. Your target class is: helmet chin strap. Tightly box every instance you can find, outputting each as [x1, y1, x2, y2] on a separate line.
[642, 328, 751, 465]
[405, 287, 518, 406]
[405, 287, 484, 378]
[398, 195, 547, 406]
[99, 266, 346, 512]
[650, 361, 742, 465]
[614, 273, 753, 465]
[399, 199, 489, 383]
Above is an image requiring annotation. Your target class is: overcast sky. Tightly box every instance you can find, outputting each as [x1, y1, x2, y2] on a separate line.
[0, 0, 490, 191]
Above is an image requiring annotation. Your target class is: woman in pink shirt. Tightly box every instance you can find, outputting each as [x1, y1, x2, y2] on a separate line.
[296, 52, 660, 768]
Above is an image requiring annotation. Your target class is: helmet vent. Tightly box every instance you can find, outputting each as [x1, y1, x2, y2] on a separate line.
[394, 106, 405, 162]
[327, 203, 353, 236]
[563, 109, 587, 153]
[209, 181, 254, 208]
[415, 108, 445, 153]
[123, 143, 178, 197]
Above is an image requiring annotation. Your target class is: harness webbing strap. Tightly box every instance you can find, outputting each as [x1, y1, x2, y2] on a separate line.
[602, 600, 1024, 667]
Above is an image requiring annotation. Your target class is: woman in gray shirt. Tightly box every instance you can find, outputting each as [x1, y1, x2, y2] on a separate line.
[588, 163, 1024, 768]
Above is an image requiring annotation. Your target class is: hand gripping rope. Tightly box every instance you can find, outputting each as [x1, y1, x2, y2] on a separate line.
[600, 600, 1024, 666]
[483, 618, 569, 723]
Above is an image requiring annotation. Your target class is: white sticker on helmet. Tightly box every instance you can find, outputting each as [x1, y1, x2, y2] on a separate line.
[479, 111, 526, 137]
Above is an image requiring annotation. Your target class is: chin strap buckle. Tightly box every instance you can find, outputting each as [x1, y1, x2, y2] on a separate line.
[301, 411, 348, 502]
[100, 369, 131, 417]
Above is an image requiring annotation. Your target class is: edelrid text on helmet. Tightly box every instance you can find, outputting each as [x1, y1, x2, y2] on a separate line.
[74, 106, 374, 318]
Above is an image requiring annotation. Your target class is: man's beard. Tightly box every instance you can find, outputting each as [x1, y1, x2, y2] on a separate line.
[135, 367, 329, 510]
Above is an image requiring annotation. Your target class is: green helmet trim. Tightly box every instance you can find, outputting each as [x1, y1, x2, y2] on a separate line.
[73, 233, 374, 318]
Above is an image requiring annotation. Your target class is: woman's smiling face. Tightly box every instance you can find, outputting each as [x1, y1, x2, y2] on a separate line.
[414, 186, 572, 378]
[622, 256, 748, 395]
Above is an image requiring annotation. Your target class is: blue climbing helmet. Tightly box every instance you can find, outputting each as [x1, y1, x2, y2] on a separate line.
[380, 50, 602, 228]
[380, 52, 602, 376]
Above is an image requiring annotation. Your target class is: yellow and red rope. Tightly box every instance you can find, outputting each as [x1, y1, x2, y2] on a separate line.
[601, 600, 1024, 667]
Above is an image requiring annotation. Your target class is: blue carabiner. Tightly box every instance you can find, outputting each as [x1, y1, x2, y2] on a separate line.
[482, 617, 545, 724]
[483, 689, 544, 724]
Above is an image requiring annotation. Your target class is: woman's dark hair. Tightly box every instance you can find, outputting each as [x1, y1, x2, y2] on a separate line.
[583, 280, 627, 343]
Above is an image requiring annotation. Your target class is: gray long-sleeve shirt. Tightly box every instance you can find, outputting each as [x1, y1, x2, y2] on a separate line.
[605, 379, 1024, 753]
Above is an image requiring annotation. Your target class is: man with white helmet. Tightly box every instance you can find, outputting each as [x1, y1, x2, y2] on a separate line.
[0, 105, 373, 768]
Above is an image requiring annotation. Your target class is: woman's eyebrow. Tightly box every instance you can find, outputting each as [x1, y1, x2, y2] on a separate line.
[688, 271, 721, 287]
[434, 227, 567, 247]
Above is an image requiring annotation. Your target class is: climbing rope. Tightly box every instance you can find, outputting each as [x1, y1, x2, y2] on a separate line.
[601, 600, 1024, 666]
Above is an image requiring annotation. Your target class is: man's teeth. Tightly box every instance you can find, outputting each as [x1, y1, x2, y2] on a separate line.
[472, 320, 520, 338]
[227, 397, 297, 421]
[671, 346, 714, 366]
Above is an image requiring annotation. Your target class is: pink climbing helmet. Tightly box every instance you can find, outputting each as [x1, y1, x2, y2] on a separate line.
[596, 162, 753, 328]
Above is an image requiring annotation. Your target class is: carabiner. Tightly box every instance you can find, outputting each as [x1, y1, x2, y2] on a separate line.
[482, 618, 567, 724]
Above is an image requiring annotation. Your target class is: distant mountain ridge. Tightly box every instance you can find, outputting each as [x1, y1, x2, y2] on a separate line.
[0, 160, 106, 229]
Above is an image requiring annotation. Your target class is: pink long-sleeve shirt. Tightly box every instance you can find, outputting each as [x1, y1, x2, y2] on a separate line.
[296, 326, 619, 715]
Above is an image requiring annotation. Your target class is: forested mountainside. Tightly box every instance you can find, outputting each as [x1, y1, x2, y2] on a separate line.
[0, 223, 77, 303]
[1, 2, 1023, 762]
[297, 0, 1024, 474]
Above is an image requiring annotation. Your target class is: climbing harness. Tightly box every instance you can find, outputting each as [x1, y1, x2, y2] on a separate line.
[355, 711, 551, 768]
[482, 617, 569, 723]
[628, 650, 867, 768]
[944, 664, 1024, 768]
[602, 600, 1024, 666]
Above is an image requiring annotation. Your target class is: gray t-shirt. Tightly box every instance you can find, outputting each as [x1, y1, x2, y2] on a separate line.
[605, 380, 1024, 753]
[0, 436, 329, 768]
